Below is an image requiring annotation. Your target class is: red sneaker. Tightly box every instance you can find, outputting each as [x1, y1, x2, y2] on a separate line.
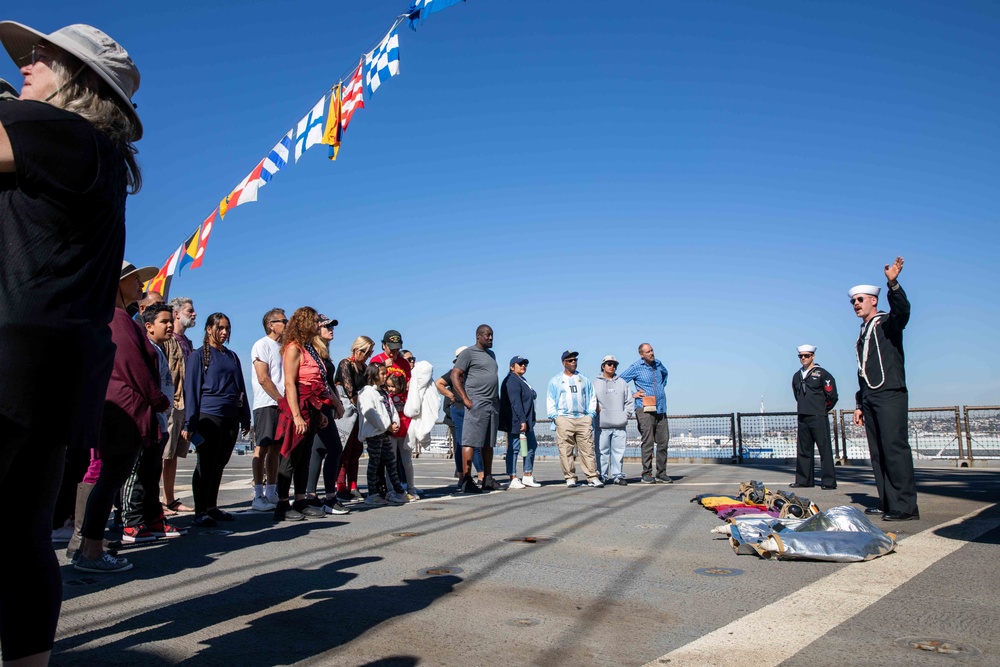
[147, 517, 186, 538]
[122, 525, 156, 543]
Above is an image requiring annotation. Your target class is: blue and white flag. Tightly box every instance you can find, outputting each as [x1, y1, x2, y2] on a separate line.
[364, 26, 400, 97]
[294, 96, 327, 163]
[407, 0, 465, 29]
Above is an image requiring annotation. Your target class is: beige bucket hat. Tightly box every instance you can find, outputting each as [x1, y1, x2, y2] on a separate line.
[0, 21, 142, 138]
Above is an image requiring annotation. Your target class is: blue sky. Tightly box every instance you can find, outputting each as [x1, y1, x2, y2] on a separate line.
[5, 0, 998, 413]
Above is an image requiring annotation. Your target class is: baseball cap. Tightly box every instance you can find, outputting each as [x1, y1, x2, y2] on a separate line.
[561, 350, 579, 361]
[601, 355, 619, 365]
[382, 329, 403, 350]
[509, 355, 529, 366]
[318, 314, 338, 327]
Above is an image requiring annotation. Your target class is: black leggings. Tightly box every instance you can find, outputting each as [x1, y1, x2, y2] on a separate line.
[278, 415, 318, 500]
[366, 434, 402, 496]
[193, 414, 238, 514]
[0, 416, 66, 660]
[307, 405, 343, 496]
[81, 449, 137, 540]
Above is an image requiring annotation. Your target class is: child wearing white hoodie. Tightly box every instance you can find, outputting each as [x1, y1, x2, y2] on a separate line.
[358, 364, 407, 506]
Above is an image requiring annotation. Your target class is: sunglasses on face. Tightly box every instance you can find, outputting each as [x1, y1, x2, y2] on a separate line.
[516, 362, 527, 367]
[798, 353, 813, 359]
[850, 296, 869, 304]
[31, 44, 52, 65]
[403, 357, 415, 363]
[270, 319, 288, 325]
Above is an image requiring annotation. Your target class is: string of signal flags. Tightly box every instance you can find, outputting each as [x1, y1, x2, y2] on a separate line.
[144, 0, 467, 298]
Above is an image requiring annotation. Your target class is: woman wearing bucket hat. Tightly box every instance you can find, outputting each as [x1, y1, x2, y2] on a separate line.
[0, 21, 143, 665]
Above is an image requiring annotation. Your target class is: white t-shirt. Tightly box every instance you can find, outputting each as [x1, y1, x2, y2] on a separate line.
[250, 336, 284, 409]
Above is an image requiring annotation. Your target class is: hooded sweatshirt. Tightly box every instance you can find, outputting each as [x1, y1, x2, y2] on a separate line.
[404, 360, 442, 447]
[594, 374, 634, 429]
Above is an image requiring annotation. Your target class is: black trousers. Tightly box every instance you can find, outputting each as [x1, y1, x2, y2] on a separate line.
[307, 405, 343, 496]
[635, 410, 670, 476]
[278, 419, 317, 500]
[123, 436, 167, 527]
[862, 388, 918, 514]
[0, 416, 66, 660]
[795, 414, 836, 487]
[193, 415, 238, 514]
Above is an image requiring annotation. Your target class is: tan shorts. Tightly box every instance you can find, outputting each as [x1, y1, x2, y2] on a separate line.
[162, 407, 190, 459]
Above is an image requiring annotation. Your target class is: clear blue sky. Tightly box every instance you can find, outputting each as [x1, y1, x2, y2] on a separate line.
[5, 1, 998, 413]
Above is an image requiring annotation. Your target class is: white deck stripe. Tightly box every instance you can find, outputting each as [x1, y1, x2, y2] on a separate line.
[644, 504, 999, 667]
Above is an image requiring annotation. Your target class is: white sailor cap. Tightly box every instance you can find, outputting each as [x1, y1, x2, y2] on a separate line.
[796, 345, 816, 354]
[848, 284, 880, 298]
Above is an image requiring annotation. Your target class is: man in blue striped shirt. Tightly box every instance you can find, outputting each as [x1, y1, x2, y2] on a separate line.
[546, 351, 602, 488]
[619, 343, 670, 484]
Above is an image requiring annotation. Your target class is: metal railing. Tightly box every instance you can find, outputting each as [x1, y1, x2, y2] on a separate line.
[964, 406, 1000, 462]
[419, 405, 997, 465]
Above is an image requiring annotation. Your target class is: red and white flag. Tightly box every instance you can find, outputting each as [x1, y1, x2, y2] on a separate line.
[341, 59, 365, 133]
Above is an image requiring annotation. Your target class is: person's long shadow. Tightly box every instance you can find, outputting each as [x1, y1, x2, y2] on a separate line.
[56, 555, 375, 655]
[60, 515, 347, 602]
[189, 574, 460, 666]
[55, 554, 458, 666]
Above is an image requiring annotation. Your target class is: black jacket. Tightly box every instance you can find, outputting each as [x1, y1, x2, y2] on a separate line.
[793, 365, 838, 415]
[856, 282, 910, 404]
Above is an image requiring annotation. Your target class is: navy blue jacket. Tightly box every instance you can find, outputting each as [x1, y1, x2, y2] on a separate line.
[499, 372, 537, 434]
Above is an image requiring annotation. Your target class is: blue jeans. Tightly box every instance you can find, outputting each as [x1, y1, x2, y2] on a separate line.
[505, 429, 537, 477]
[597, 427, 626, 480]
[450, 405, 482, 474]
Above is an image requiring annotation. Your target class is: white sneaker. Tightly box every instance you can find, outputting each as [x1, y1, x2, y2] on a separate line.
[566, 479, 578, 488]
[405, 492, 420, 503]
[508, 478, 525, 489]
[364, 495, 389, 506]
[263, 494, 279, 508]
[251, 496, 272, 512]
[408, 485, 423, 496]
[587, 478, 605, 488]
[386, 491, 408, 506]
[522, 476, 541, 487]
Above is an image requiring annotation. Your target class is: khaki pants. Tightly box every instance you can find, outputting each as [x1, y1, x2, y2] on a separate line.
[555, 416, 598, 481]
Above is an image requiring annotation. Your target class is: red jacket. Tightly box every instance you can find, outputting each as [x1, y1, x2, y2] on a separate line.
[275, 379, 333, 457]
[105, 308, 170, 447]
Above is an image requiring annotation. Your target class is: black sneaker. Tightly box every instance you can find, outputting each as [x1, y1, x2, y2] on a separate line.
[613, 477, 629, 486]
[481, 476, 503, 491]
[461, 476, 483, 494]
[207, 508, 235, 522]
[640, 475, 655, 484]
[655, 473, 673, 484]
[193, 513, 217, 528]
[323, 499, 351, 515]
[298, 504, 325, 517]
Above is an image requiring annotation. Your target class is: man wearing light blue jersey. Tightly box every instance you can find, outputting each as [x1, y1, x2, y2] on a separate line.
[546, 351, 602, 488]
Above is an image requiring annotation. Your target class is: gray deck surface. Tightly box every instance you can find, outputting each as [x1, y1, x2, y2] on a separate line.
[51, 455, 1000, 666]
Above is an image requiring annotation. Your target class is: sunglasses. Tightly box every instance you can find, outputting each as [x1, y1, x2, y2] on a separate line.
[565, 358, 578, 363]
[516, 362, 528, 367]
[270, 319, 288, 325]
[31, 44, 52, 65]
[798, 353, 813, 358]
[850, 296, 869, 304]
[403, 357, 415, 363]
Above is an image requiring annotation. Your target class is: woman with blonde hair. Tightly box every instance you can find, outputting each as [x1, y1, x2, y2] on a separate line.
[0, 21, 143, 663]
[334, 335, 375, 501]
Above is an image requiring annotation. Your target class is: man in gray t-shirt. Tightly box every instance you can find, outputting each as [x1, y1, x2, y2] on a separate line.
[451, 324, 501, 493]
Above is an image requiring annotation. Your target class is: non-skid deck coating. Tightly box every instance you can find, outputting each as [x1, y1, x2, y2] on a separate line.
[51, 457, 1000, 666]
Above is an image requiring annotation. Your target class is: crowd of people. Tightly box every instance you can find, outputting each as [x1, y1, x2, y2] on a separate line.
[0, 18, 920, 666]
